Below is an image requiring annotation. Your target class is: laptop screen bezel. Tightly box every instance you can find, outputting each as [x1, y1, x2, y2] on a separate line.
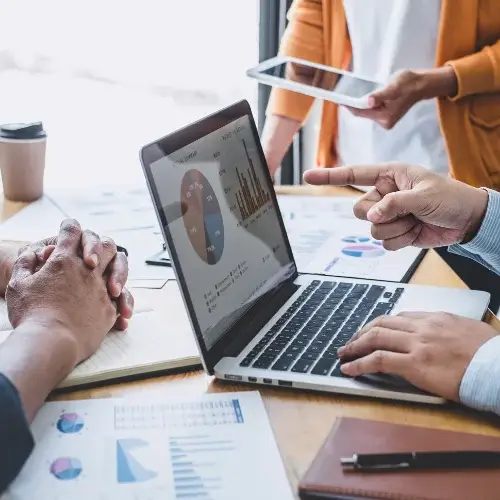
[140, 99, 298, 373]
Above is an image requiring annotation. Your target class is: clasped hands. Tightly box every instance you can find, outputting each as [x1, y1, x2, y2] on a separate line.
[6, 219, 134, 366]
[304, 163, 498, 401]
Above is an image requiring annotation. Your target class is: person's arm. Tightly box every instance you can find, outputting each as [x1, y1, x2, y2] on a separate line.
[446, 40, 500, 99]
[0, 373, 34, 494]
[460, 336, 500, 415]
[263, 0, 325, 176]
[448, 189, 500, 276]
[0, 320, 78, 494]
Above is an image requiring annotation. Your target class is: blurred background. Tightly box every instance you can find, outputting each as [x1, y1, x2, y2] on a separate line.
[0, 0, 261, 189]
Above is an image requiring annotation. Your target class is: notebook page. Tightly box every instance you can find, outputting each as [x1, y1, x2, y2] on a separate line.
[63, 309, 199, 387]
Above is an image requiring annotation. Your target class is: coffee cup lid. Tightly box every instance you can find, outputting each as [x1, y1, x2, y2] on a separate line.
[0, 122, 46, 140]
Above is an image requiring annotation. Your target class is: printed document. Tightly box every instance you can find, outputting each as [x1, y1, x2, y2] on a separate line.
[5, 392, 294, 500]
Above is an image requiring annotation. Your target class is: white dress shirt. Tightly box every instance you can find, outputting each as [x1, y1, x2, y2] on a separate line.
[337, 0, 449, 176]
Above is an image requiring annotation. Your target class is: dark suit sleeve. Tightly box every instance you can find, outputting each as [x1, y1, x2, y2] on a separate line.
[0, 373, 34, 494]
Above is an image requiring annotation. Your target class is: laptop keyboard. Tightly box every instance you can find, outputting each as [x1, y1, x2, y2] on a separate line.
[239, 280, 404, 378]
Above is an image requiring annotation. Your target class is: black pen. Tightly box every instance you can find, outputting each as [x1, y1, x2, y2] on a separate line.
[340, 451, 500, 471]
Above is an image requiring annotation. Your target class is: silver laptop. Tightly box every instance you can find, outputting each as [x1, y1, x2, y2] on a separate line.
[140, 100, 490, 405]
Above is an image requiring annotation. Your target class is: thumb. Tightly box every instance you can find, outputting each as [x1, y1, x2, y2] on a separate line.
[367, 190, 423, 224]
[369, 82, 402, 107]
[12, 250, 37, 281]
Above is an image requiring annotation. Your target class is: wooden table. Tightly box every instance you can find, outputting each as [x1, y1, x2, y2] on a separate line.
[3, 185, 500, 495]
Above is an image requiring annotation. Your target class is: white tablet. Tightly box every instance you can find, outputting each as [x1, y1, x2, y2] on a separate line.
[246, 56, 384, 109]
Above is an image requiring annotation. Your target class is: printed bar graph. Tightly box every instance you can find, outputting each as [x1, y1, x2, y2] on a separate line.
[169, 434, 235, 500]
[235, 139, 270, 221]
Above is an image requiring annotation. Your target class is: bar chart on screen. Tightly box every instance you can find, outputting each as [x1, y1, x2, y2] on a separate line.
[235, 139, 271, 221]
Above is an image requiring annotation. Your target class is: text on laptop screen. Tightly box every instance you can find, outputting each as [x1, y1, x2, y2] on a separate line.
[150, 115, 295, 349]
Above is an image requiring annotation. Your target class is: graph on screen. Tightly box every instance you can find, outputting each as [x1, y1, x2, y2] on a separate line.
[116, 438, 158, 484]
[181, 169, 225, 265]
[114, 398, 245, 431]
[235, 139, 270, 221]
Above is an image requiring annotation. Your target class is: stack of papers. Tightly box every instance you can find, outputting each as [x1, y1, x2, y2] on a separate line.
[0, 186, 174, 289]
[5, 392, 294, 500]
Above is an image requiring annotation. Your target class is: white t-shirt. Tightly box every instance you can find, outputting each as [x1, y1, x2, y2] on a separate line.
[337, 0, 449, 175]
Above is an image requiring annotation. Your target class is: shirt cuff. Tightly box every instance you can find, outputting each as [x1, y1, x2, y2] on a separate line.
[450, 189, 500, 256]
[459, 335, 500, 414]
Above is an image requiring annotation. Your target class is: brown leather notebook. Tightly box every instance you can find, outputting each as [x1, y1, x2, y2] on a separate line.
[299, 418, 500, 500]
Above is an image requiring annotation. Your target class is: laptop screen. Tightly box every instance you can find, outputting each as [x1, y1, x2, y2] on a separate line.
[148, 113, 295, 350]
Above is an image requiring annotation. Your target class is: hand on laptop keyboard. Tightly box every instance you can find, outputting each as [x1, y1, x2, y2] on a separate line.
[240, 280, 404, 378]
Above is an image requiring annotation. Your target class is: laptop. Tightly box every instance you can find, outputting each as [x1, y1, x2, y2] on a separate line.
[140, 100, 490, 405]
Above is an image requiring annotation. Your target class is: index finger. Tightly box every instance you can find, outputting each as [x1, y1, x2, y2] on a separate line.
[304, 164, 399, 187]
[55, 219, 82, 253]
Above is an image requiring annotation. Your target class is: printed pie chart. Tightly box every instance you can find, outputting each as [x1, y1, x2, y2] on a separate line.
[342, 244, 385, 258]
[342, 236, 371, 244]
[50, 457, 83, 480]
[181, 169, 225, 265]
[56, 413, 84, 434]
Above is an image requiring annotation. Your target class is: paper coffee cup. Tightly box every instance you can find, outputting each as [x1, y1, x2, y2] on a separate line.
[0, 122, 47, 202]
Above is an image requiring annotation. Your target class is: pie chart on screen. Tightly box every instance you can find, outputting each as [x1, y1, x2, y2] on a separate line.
[181, 169, 225, 266]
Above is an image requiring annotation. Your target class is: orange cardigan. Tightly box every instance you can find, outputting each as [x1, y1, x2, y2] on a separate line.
[267, 0, 500, 189]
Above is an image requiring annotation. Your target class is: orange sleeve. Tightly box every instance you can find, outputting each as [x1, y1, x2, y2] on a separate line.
[266, 0, 325, 123]
[447, 40, 500, 100]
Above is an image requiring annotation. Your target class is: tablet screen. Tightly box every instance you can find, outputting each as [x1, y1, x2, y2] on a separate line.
[261, 61, 380, 98]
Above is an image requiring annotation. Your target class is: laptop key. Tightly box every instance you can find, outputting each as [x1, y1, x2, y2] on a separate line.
[330, 361, 344, 377]
[291, 358, 313, 373]
[252, 356, 275, 369]
[302, 352, 320, 361]
[323, 350, 339, 360]
[271, 356, 295, 371]
[311, 357, 337, 376]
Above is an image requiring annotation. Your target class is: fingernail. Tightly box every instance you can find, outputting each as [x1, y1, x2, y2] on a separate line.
[114, 283, 122, 296]
[90, 254, 99, 267]
[340, 363, 351, 374]
[367, 206, 383, 222]
[337, 346, 346, 355]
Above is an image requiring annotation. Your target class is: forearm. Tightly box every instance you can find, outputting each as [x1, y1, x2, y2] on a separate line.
[262, 114, 302, 176]
[416, 66, 459, 100]
[0, 319, 78, 422]
[449, 189, 500, 276]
